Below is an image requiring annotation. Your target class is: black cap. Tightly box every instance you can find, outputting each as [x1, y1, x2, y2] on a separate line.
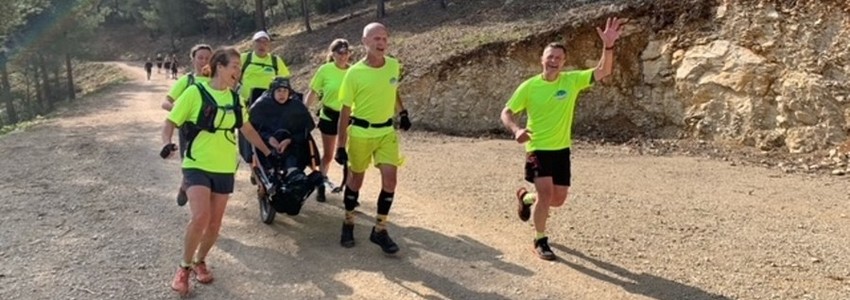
[268, 77, 291, 93]
[332, 41, 350, 53]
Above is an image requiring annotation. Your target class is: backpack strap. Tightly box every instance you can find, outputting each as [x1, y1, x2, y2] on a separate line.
[240, 52, 252, 84]
[241, 52, 279, 78]
[231, 90, 243, 130]
[184, 73, 195, 92]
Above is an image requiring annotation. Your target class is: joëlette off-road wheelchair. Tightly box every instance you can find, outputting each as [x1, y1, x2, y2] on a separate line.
[251, 128, 325, 224]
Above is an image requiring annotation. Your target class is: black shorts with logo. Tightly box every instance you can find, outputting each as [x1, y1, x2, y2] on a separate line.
[524, 147, 571, 186]
[317, 106, 341, 135]
[183, 169, 235, 194]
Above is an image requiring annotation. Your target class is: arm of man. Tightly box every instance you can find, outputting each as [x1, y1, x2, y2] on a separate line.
[500, 107, 522, 135]
[337, 106, 351, 147]
[337, 69, 356, 148]
[593, 17, 624, 82]
[501, 80, 531, 143]
[395, 91, 412, 131]
[395, 91, 405, 113]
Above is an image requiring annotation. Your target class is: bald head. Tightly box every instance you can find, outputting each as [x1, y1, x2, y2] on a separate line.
[362, 22, 389, 58]
[363, 22, 387, 38]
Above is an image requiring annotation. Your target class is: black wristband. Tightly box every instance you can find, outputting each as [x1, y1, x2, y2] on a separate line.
[605, 46, 615, 51]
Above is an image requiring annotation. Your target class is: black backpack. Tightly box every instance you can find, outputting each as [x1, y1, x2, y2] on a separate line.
[183, 83, 243, 161]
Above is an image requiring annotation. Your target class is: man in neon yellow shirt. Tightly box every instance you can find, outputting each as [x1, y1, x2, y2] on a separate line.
[238, 31, 291, 164]
[501, 17, 624, 261]
[239, 31, 291, 104]
[335, 22, 412, 255]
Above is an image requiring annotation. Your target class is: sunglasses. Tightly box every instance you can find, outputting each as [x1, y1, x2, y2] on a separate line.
[335, 49, 349, 55]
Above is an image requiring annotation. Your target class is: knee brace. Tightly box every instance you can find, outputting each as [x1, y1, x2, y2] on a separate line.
[377, 190, 394, 215]
[343, 187, 360, 211]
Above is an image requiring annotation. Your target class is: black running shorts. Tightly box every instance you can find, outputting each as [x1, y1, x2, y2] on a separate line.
[524, 147, 571, 186]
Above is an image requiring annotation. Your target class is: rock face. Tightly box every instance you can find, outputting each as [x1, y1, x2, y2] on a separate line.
[402, 0, 850, 153]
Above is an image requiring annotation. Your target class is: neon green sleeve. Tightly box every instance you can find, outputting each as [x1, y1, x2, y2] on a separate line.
[276, 56, 291, 77]
[570, 69, 595, 92]
[167, 75, 190, 101]
[309, 65, 324, 95]
[339, 69, 355, 107]
[168, 86, 200, 127]
[505, 80, 529, 113]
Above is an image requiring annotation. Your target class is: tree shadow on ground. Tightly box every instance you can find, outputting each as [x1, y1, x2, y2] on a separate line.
[551, 243, 731, 300]
[216, 206, 533, 299]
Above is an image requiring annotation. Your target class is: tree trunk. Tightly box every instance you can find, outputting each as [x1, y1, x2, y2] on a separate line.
[377, 0, 385, 18]
[0, 51, 17, 124]
[32, 62, 45, 114]
[38, 55, 53, 111]
[254, 0, 266, 31]
[280, 0, 290, 20]
[301, 0, 311, 32]
[65, 53, 75, 100]
[52, 61, 62, 101]
[24, 66, 34, 118]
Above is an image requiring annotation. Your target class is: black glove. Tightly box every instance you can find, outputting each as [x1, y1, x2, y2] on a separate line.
[160, 143, 177, 159]
[334, 147, 348, 165]
[399, 109, 412, 131]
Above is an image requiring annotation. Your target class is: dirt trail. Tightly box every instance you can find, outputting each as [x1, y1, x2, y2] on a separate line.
[1, 63, 848, 300]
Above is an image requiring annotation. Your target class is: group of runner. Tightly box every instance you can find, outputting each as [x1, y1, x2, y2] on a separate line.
[144, 53, 180, 81]
[157, 16, 624, 297]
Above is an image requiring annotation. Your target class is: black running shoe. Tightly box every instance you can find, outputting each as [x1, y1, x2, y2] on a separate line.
[534, 237, 556, 261]
[316, 182, 327, 203]
[176, 187, 188, 206]
[516, 187, 533, 222]
[340, 223, 355, 248]
[370, 227, 399, 254]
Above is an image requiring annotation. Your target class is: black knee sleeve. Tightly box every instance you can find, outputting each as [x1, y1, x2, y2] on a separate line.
[343, 187, 360, 211]
[377, 190, 394, 215]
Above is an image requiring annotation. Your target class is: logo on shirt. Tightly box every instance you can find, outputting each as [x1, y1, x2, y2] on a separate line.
[389, 77, 398, 85]
[555, 90, 568, 100]
[264, 67, 274, 73]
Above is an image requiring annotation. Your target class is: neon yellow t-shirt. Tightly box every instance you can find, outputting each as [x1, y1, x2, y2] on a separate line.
[168, 81, 247, 174]
[506, 69, 595, 152]
[239, 51, 291, 105]
[339, 56, 401, 138]
[168, 73, 211, 101]
[309, 62, 348, 120]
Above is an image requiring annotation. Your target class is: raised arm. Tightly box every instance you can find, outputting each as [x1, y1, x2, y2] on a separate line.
[593, 17, 624, 82]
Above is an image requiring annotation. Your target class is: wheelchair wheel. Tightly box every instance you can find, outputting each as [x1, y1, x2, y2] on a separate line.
[258, 194, 275, 224]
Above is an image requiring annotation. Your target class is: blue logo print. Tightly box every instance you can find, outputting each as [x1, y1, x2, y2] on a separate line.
[264, 67, 274, 73]
[555, 90, 568, 100]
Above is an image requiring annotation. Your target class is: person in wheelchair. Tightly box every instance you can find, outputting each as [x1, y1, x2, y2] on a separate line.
[249, 77, 324, 220]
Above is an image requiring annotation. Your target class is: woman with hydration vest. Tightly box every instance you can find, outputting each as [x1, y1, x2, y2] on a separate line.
[162, 44, 213, 207]
[159, 47, 278, 297]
